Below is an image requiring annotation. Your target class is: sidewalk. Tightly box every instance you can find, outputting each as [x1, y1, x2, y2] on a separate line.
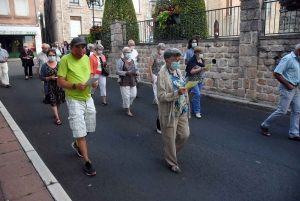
[0, 102, 71, 201]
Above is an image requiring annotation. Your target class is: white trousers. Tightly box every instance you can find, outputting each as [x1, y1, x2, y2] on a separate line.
[120, 86, 137, 108]
[152, 74, 158, 102]
[91, 74, 106, 96]
[0, 62, 9, 85]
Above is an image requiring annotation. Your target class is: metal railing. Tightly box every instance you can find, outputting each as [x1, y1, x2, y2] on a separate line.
[122, 6, 240, 44]
[263, 0, 300, 35]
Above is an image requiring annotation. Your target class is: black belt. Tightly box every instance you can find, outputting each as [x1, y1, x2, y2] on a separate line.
[0, 61, 6, 63]
[288, 82, 298, 87]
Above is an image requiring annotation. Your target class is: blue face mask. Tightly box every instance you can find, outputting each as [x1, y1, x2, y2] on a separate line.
[170, 62, 180, 70]
[48, 56, 56, 62]
[199, 54, 203, 58]
[192, 43, 197, 48]
[125, 53, 131, 59]
[98, 50, 103, 54]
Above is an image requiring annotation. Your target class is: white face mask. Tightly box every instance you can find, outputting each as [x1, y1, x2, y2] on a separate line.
[130, 46, 135, 50]
[159, 50, 164, 55]
[199, 54, 203, 58]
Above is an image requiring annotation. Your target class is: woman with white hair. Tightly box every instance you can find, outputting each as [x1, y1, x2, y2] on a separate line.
[116, 47, 139, 117]
[90, 43, 108, 105]
[148, 43, 166, 105]
[157, 48, 190, 174]
[86, 43, 95, 56]
[19, 43, 34, 80]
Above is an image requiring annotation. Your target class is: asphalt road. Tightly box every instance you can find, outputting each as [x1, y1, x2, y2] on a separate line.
[1, 62, 300, 201]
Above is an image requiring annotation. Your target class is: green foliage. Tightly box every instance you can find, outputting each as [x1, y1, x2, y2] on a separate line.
[102, 0, 139, 43]
[87, 33, 95, 43]
[157, 11, 170, 29]
[153, 0, 209, 41]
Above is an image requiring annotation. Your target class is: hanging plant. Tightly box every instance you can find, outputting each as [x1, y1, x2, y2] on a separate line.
[153, 4, 180, 29]
[89, 25, 105, 40]
[279, 0, 300, 11]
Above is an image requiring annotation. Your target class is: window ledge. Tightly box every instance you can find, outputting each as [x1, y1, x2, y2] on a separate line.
[89, 8, 104, 11]
[14, 15, 31, 19]
[67, 5, 83, 8]
[0, 14, 12, 18]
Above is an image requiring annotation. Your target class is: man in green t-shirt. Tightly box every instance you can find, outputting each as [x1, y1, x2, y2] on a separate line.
[57, 37, 98, 176]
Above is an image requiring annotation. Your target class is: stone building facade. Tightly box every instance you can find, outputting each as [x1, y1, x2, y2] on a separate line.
[42, 0, 154, 44]
[106, 0, 300, 105]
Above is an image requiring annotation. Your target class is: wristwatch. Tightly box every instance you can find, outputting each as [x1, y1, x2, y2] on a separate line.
[72, 84, 76, 89]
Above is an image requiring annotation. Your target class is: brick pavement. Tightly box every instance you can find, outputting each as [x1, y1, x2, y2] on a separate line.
[0, 113, 54, 201]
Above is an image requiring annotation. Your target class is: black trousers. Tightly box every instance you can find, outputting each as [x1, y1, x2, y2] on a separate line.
[24, 65, 33, 77]
[157, 116, 161, 131]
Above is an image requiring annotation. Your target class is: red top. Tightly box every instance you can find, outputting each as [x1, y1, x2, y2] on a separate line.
[89, 52, 107, 75]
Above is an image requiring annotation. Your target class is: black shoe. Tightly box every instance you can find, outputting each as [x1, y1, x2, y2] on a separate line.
[5, 84, 11, 88]
[71, 142, 83, 157]
[260, 125, 270, 136]
[288, 136, 300, 141]
[102, 102, 108, 106]
[84, 161, 96, 176]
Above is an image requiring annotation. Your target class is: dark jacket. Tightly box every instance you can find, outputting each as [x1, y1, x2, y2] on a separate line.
[19, 49, 34, 67]
[185, 55, 205, 78]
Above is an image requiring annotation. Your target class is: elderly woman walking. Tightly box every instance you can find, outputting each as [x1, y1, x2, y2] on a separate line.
[186, 47, 206, 119]
[148, 43, 166, 105]
[40, 49, 65, 125]
[90, 44, 108, 105]
[157, 48, 190, 174]
[19, 43, 34, 80]
[116, 47, 139, 117]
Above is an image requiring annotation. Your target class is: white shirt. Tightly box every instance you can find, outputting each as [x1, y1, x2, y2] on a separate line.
[55, 48, 62, 62]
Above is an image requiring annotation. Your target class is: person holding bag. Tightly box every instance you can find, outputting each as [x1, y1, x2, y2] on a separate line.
[116, 47, 139, 117]
[19, 43, 34, 80]
[89, 44, 109, 105]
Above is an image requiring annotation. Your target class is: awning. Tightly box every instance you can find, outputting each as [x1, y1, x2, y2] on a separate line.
[0, 26, 39, 35]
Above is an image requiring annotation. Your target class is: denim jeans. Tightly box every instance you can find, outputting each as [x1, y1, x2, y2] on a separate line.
[191, 81, 203, 114]
[261, 83, 300, 137]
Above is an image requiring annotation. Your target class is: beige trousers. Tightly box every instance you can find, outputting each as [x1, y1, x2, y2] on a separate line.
[161, 113, 190, 166]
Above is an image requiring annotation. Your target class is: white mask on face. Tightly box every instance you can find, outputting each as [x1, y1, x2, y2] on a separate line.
[159, 50, 164, 55]
[130, 46, 135, 50]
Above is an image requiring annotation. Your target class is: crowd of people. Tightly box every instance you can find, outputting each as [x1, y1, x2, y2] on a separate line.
[0, 36, 300, 176]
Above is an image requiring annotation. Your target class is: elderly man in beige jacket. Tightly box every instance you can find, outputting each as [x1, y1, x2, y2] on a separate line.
[157, 48, 190, 174]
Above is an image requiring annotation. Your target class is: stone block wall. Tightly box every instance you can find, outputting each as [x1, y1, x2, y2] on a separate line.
[106, 0, 300, 105]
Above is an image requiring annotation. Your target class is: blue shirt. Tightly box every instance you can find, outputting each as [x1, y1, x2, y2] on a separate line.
[169, 69, 188, 117]
[0, 48, 9, 62]
[274, 51, 300, 86]
[184, 48, 194, 62]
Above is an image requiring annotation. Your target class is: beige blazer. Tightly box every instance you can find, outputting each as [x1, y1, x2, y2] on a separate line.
[157, 65, 190, 128]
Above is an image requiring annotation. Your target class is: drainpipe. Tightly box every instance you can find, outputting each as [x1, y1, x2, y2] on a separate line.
[60, 0, 65, 41]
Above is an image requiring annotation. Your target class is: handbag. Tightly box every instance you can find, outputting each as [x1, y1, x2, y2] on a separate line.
[95, 55, 109, 77]
[102, 67, 109, 76]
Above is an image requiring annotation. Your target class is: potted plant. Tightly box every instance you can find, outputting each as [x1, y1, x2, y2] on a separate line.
[153, 4, 180, 29]
[89, 25, 105, 40]
[279, 0, 300, 11]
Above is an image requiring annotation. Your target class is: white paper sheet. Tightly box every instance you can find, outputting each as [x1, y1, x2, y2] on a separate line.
[86, 78, 99, 85]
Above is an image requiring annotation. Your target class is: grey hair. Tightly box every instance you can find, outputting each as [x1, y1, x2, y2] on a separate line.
[163, 48, 182, 60]
[87, 43, 94, 49]
[23, 43, 28, 47]
[128, 40, 135, 45]
[295, 43, 300, 50]
[95, 44, 104, 49]
[122, 47, 131, 53]
[157, 43, 166, 50]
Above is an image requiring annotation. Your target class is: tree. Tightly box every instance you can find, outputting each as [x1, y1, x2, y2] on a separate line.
[102, 0, 139, 43]
[173, 0, 209, 39]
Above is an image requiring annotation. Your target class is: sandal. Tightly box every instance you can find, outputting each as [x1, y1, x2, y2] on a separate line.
[168, 164, 181, 174]
[55, 119, 62, 125]
[126, 112, 133, 117]
[260, 125, 270, 136]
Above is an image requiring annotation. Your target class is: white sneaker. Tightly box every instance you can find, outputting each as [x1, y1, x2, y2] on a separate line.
[195, 113, 201, 118]
[156, 128, 162, 134]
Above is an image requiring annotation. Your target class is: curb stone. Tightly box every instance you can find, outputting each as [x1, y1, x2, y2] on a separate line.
[0, 101, 71, 201]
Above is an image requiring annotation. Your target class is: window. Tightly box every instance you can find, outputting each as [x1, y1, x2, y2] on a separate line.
[70, 16, 82, 37]
[14, 0, 29, 16]
[93, 0, 104, 9]
[226, 0, 232, 16]
[92, 17, 102, 26]
[133, 0, 140, 13]
[0, 0, 10, 15]
[265, 0, 272, 17]
[69, 0, 79, 4]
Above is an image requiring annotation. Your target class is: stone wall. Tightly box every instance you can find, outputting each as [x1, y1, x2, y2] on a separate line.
[105, 0, 300, 105]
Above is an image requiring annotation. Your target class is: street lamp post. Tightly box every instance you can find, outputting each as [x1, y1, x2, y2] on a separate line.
[86, 0, 104, 26]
